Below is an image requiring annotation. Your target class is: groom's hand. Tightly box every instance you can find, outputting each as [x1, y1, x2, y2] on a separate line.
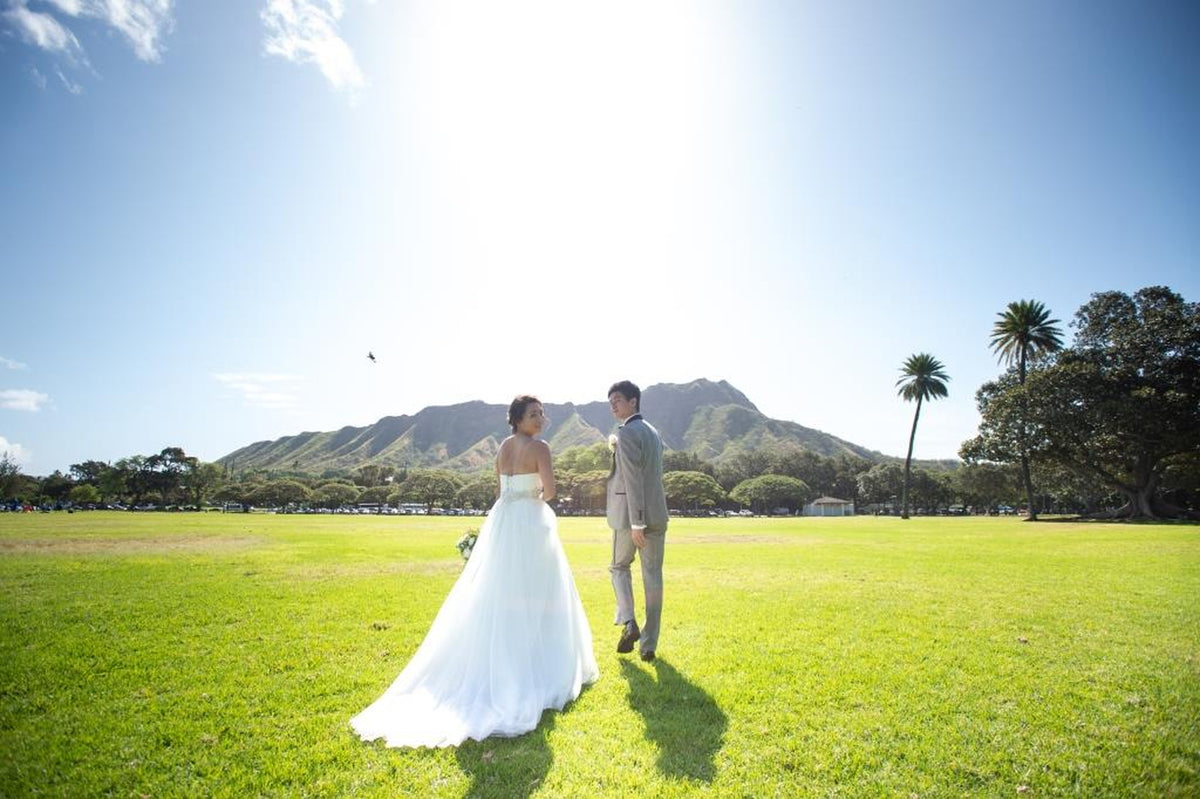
[631, 526, 647, 549]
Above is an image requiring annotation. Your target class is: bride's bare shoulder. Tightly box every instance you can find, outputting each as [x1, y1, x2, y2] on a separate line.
[496, 435, 519, 469]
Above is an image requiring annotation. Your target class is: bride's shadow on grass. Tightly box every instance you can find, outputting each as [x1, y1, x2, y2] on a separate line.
[453, 685, 591, 799]
[620, 658, 727, 783]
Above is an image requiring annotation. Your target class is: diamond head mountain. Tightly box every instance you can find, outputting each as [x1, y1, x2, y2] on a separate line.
[216, 378, 884, 473]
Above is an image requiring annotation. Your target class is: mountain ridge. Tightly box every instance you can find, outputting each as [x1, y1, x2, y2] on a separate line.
[216, 378, 887, 473]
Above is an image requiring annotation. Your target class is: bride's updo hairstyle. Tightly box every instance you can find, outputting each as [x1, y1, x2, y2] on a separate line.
[507, 395, 540, 433]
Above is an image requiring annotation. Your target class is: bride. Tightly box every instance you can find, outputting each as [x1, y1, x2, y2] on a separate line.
[351, 395, 599, 748]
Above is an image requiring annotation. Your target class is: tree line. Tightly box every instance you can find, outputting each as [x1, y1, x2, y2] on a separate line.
[897, 285, 1198, 520]
[3, 285, 1195, 519]
[0, 454, 502, 514]
[0, 440, 1031, 517]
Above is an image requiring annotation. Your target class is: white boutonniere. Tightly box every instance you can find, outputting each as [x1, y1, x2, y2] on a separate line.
[608, 433, 618, 452]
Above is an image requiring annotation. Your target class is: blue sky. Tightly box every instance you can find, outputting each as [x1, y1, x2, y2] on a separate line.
[2, 0, 1197, 475]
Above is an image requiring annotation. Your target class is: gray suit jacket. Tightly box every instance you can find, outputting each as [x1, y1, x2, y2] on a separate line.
[607, 415, 670, 531]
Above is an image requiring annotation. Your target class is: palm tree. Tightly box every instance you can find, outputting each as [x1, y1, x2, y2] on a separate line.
[897, 353, 950, 519]
[990, 300, 1064, 520]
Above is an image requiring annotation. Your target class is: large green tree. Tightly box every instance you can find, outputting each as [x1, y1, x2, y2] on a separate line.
[69, 484, 101, 505]
[1161, 451, 1200, 512]
[908, 469, 954, 514]
[146, 447, 197, 505]
[181, 462, 225, 508]
[662, 451, 716, 477]
[97, 466, 127, 504]
[312, 482, 362, 509]
[357, 485, 394, 506]
[989, 299, 1064, 519]
[0, 451, 21, 501]
[729, 474, 811, 514]
[715, 449, 777, 492]
[856, 462, 905, 510]
[662, 471, 726, 511]
[555, 443, 610, 474]
[828, 455, 872, 502]
[115, 456, 153, 505]
[772, 449, 834, 494]
[966, 286, 1199, 519]
[456, 475, 497, 510]
[39, 471, 73, 503]
[399, 469, 465, 512]
[896, 353, 950, 519]
[354, 464, 395, 488]
[559, 469, 608, 514]
[953, 462, 1020, 514]
[247, 479, 311, 508]
[69, 460, 110, 486]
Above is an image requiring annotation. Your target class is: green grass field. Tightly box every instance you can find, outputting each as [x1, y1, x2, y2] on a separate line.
[1, 512, 1197, 797]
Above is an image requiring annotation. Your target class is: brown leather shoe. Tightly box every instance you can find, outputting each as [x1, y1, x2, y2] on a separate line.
[617, 620, 640, 653]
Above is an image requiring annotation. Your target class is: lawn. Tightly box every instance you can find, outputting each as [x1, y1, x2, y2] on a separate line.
[1, 511, 1197, 797]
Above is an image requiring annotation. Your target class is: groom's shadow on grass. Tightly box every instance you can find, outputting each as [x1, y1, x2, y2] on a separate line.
[454, 686, 591, 799]
[620, 658, 727, 783]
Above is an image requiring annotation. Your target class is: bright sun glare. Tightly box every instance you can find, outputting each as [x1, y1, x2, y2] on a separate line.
[406, 2, 728, 294]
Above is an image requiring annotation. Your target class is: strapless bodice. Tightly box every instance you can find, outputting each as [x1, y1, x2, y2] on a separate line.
[499, 472, 541, 500]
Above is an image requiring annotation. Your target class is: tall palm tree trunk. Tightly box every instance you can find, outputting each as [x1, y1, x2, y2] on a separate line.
[901, 397, 922, 519]
[1017, 351, 1038, 521]
[1020, 454, 1038, 520]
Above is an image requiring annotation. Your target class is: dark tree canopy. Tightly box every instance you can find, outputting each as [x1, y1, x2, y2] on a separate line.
[729, 474, 812, 514]
[313, 482, 362, 508]
[965, 286, 1199, 519]
[399, 469, 465, 511]
[662, 471, 726, 510]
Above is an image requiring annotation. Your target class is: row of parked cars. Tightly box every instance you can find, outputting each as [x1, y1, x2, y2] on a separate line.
[5, 502, 763, 517]
[262, 505, 488, 515]
[1, 502, 169, 512]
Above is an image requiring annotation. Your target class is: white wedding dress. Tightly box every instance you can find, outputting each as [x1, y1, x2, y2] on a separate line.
[351, 473, 599, 748]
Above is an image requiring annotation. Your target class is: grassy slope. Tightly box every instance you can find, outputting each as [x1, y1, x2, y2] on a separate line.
[1, 513, 1197, 797]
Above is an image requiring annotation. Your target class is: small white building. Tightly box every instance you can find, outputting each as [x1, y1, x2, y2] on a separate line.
[803, 496, 855, 517]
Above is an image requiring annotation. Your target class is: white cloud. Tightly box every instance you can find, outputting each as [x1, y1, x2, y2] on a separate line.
[98, 0, 174, 62]
[55, 66, 83, 93]
[0, 356, 27, 370]
[0, 435, 30, 466]
[213, 372, 302, 410]
[2, 0, 173, 68]
[261, 0, 364, 93]
[43, 0, 84, 14]
[27, 65, 48, 89]
[47, 0, 173, 61]
[2, 2, 86, 61]
[0, 389, 50, 412]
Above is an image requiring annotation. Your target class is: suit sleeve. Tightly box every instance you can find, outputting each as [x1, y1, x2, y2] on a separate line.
[615, 425, 647, 528]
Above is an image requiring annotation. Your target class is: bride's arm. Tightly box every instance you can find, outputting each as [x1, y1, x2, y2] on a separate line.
[494, 436, 507, 499]
[535, 441, 556, 502]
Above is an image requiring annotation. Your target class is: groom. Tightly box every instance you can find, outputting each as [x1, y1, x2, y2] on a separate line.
[606, 380, 669, 662]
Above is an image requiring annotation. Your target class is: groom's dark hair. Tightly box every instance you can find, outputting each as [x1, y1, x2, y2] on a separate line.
[608, 380, 641, 410]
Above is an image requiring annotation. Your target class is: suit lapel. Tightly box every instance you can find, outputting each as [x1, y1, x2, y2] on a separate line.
[611, 416, 640, 476]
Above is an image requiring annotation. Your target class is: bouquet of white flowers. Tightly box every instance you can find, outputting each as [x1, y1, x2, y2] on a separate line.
[456, 529, 479, 561]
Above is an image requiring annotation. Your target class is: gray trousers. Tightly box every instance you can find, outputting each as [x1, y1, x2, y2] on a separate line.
[610, 524, 666, 653]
